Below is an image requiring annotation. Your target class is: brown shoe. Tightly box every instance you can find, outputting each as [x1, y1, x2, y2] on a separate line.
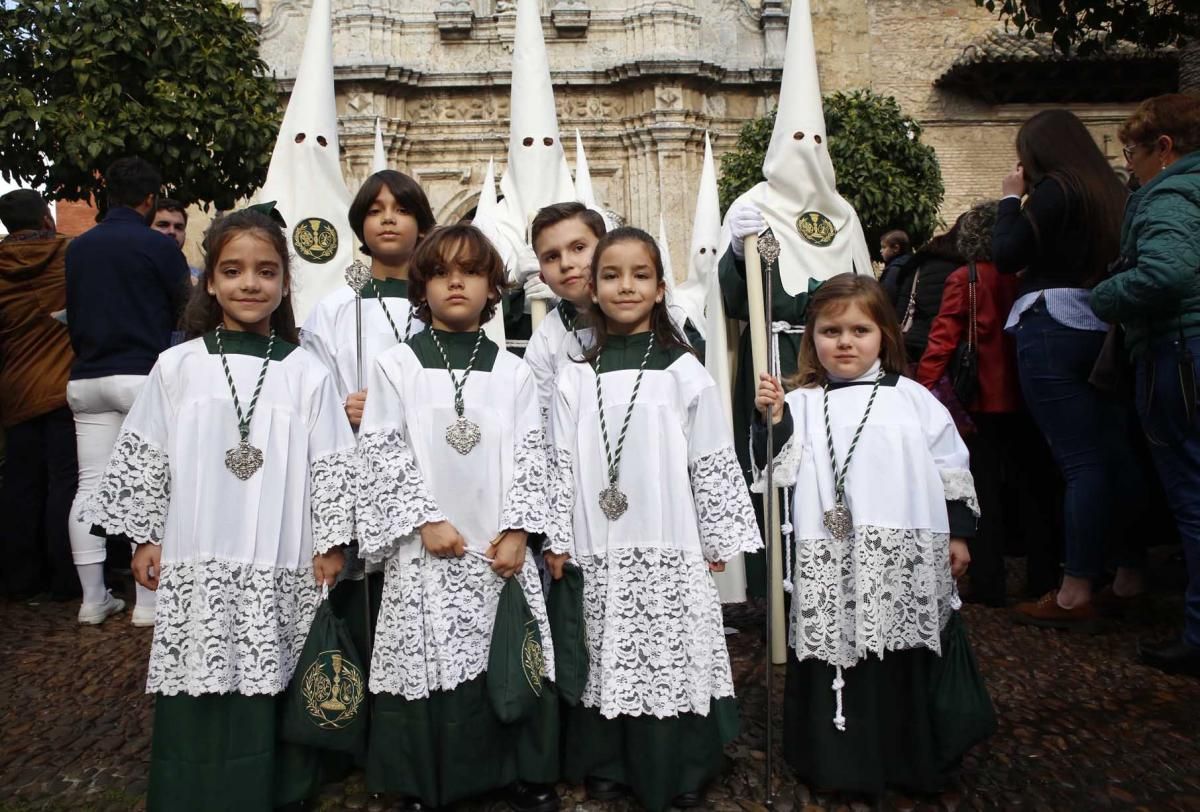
[1012, 590, 1103, 632]
[1091, 584, 1147, 618]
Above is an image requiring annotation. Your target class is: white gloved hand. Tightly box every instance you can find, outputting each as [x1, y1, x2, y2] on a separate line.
[728, 202, 766, 259]
[523, 273, 556, 305]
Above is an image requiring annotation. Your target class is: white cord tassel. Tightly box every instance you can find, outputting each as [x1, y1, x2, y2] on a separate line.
[832, 665, 846, 732]
[781, 486, 794, 594]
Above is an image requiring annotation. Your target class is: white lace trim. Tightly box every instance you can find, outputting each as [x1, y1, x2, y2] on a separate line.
[575, 547, 735, 720]
[544, 447, 575, 556]
[309, 448, 356, 556]
[789, 526, 958, 669]
[940, 467, 981, 517]
[690, 445, 762, 561]
[370, 549, 555, 698]
[81, 429, 169, 545]
[147, 559, 320, 696]
[500, 427, 549, 533]
[750, 434, 801, 493]
[355, 429, 445, 562]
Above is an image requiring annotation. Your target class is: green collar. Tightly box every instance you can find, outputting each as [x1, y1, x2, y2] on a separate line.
[406, 328, 499, 372]
[558, 300, 581, 328]
[359, 277, 408, 300]
[202, 330, 298, 361]
[594, 331, 689, 372]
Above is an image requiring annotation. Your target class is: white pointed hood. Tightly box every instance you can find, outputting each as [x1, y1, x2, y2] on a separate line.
[674, 132, 721, 337]
[258, 0, 352, 323]
[723, 0, 871, 295]
[574, 129, 597, 209]
[494, 0, 576, 278]
[373, 118, 387, 173]
[470, 158, 511, 347]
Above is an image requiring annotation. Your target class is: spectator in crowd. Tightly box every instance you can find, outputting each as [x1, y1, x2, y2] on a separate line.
[891, 220, 966, 368]
[0, 190, 79, 602]
[64, 157, 190, 626]
[1092, 93, 1200, 676]
[994, 109, 1145, 629]
[877, 228, 913, 300]
[150, 198, 201, 284]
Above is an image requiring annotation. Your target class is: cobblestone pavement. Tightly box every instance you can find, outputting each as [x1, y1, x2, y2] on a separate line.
[2, 562, 1198, 812]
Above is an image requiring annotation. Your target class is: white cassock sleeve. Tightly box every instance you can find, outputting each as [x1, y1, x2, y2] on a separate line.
[544, 369, 579, 556]
[523, 327, 556, 426]
[354, 353, 446, 562]
[500, 365, 549, 534]
[306, 370, 358, 556]
[686, 372, 762, 563]
[82, 362, 173, 546]
[300, 306, 339, 386]
[915, 385, 981, 517]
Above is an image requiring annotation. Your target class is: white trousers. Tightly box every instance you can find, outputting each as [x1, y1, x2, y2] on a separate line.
[66, 375, 147, 565]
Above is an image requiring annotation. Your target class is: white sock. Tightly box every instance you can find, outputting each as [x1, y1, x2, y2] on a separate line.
[134, 582, 157, 613]
[77, 563, 107, 606]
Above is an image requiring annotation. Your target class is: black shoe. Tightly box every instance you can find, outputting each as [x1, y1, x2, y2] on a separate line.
[1138, 637, 1200, 677]
[584, 776, 626, 801]
[505, 781, 559, 812]
[672, 790, 705, 808]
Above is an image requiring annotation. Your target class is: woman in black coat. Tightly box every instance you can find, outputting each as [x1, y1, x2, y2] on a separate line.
[892, 220, 965, 366]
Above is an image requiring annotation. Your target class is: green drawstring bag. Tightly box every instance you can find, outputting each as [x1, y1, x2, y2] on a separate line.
[929, 612, 997, 770]
[281, 588, 368, 757]
[487, 578, 546, 724]
[546, 564, 587, 706]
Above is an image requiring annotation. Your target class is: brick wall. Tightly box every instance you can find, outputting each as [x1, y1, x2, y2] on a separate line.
[54, 199, 100, 237]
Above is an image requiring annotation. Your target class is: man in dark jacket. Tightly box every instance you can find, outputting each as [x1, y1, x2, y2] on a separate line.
[0, 189, 80, 601]
[64, 157, 189, 627]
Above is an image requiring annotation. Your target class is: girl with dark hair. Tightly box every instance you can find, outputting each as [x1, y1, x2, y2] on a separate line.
[993, 109, 1146, 628]
[302, 169, 436, 429]
[754, 273, 991, 796]
[355, 224, 559, 812]
[84, 208, 357, 810]
[544, 227, 760, 811]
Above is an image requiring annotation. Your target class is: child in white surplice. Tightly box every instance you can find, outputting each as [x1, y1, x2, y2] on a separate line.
[753, 273, 993, 797]
[354, 224, 559, 812]
[544, 227, 761, 812]
[83, 209, 356, 812]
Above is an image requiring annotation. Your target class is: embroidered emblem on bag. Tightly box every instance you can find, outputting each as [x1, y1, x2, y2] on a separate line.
[302, 650, 365, 729]
[292, 218, 339, 264]
[796, 211, 837, 247]
[521, 620, 545, 696]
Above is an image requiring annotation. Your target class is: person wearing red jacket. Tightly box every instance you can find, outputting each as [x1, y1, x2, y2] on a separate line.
[918, 201, 1061, 605]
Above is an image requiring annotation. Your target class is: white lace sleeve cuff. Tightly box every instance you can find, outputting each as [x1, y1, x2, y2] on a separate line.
[500, 428, 549, 533]
[750, 435, 800, 493]
[545, 447, 575, 556]
[691, 445, 763, 561]
[941, 467, 981, 517]
[81, 430, 169, 545]
[356, 429, 445, 562]
[309, 447, 356, 556]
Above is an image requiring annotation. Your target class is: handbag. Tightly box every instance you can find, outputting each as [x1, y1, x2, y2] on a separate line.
[546, 563, 588, 706]
[949, 261, 980, 407]
[281, 586, 369, 757]
[928, 612, 997, 770]
[487, 577, 547, 724]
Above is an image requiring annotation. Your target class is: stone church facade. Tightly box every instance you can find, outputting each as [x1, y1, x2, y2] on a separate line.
[240, 0, 1164, 264]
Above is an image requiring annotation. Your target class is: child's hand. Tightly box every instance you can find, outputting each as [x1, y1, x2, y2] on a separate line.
[345, 389, 367, 427]
[421, 520, 466, 558]
[755, 373, 785, 425]
[132, 543, 161, 591]
[544, 552, 571, 581]
[709, 561, 726, 573]
[313, 547, 346, 587]
[489, 529, 528, 579]
[949, 538, 971, 579]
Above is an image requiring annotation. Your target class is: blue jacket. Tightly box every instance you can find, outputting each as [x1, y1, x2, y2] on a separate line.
[65, 207, 190, 379]
[1091, 150, 1200, 358]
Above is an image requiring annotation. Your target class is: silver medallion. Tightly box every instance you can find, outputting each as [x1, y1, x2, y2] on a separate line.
[823, 501, 853, 541]
[445, 415, 481, 455]
[598, 486, 629, 521]
[225, 439, 264, 480]
[344, 259, 373, 294]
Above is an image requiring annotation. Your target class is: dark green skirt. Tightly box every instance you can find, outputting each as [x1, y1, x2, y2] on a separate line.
[147, 692, 340, 812]
[783, 615, 995, 795]
[366, 675, 560, 805]
[562, 698, 739, 812]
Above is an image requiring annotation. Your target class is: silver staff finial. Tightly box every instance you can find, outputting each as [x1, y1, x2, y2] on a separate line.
[345, 259, 372, 294]
[757, 228, 781, 267]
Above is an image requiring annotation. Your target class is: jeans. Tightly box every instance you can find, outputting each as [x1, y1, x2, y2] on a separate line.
[0, 407, 80, 598]
[1015, 304, 1143, 580]
[66, 375, 147, 566]
[1136, 335, 1200, 647]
